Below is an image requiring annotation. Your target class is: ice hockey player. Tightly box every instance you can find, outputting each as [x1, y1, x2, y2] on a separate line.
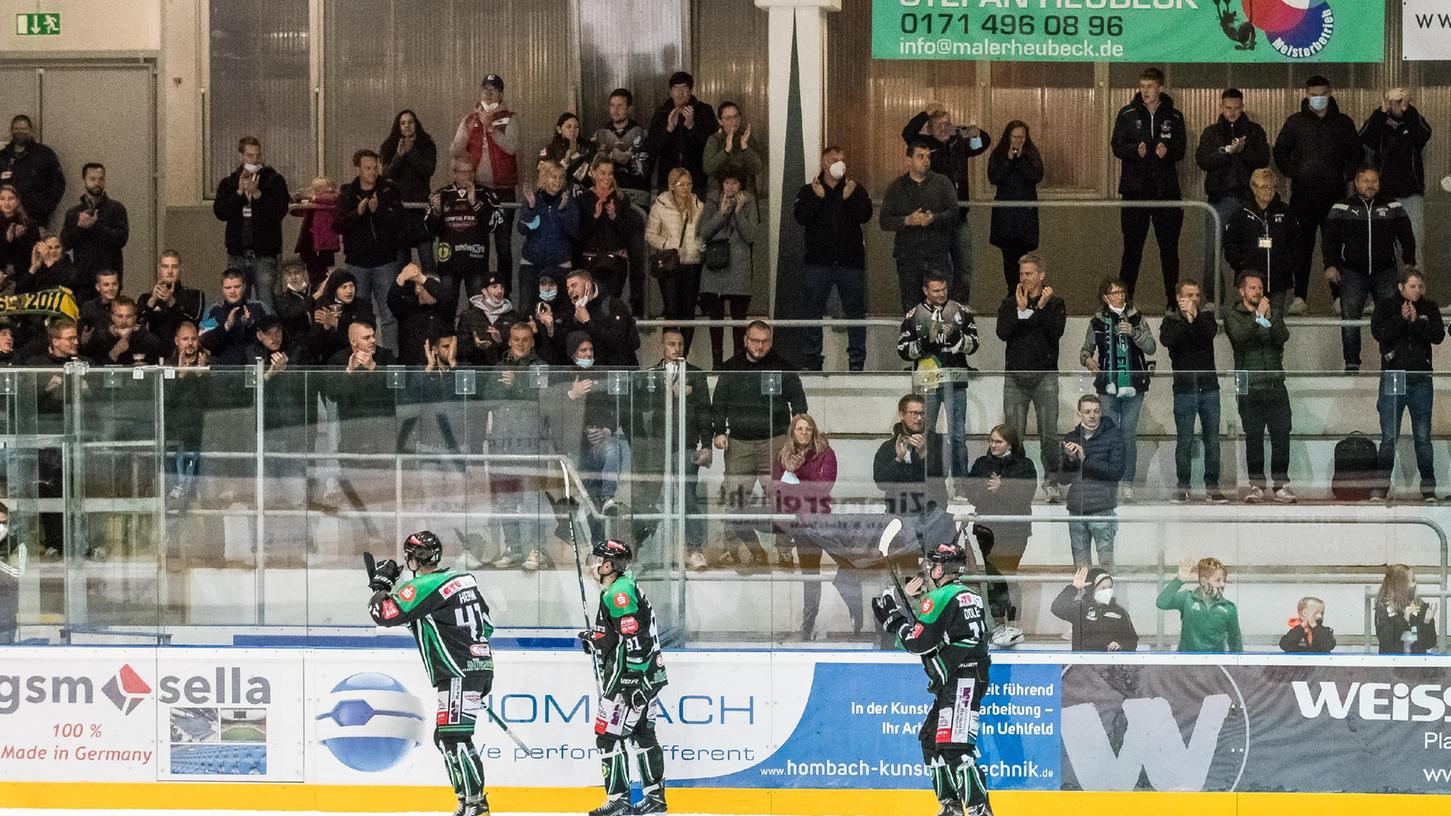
[872, 540, 995, 816]
[580, 538, 669, 816]
[368, 531, 496, 816]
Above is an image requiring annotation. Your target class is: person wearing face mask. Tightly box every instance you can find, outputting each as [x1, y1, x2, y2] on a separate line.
[0, 114, 65, 228]
[1157, 556, 1242, 653]
[337, 148, 407, 353]
[455, 272, 518, 367]
[1079, 277, 1154, 503]
[987, 120, 1043, 291]
[576, 157, 647, 315]
[1280, 596, 1336, 653]
[517, 160, 580, 310]
[794, 145, 873, 371]
[1195, 88, 1270, 305]
[450, 74, 521, 285]
[1374, 564, 1438, 654]
[213, 136, 290, 310]
[1359, 88, 1433, 253]
[556, 268, 639, 368]
[903, 102, 991, 305]
[427, 156, 504, 319]
[60, 162, 129, 290]
[530, 271, 567, 365]
[387, 261, 447, 367]
[964, 424, 1037, 634]
[1224, 270, 1294, 504]
[1110, 67, 1187, 312]
[1322, 165, 1418, 372]
[1051, 566, 1139, 652]
[1272, 75, 1360, 315]
[1224, 168, 1298, 314]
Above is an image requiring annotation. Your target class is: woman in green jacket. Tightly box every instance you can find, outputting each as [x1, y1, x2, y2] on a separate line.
[1157, 556, 1243, 652]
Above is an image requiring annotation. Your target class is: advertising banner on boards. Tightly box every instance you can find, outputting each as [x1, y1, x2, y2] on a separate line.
[1403, 0, 1451, 60]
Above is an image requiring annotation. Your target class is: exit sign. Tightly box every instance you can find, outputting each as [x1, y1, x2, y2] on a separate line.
[15, 12, 61, 36]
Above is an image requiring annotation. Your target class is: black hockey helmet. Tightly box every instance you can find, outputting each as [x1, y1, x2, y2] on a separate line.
[404, 530, 443, 567]
[924, 540, 967, 565]
[592, 538, 632, 563]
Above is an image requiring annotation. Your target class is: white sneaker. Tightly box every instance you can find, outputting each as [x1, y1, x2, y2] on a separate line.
[686, 551, 708, 571]
[1244, 485, 1265, 504]
[521, 549, 543, 572]
[1119, 485, 1136, 504]
[1288, 297, 1307, 315]
[455, 552, 485, 571]
[1274, 486, 1298, 504]
[1044, 483, 1063, 504]
[990, 625, 1025, 649]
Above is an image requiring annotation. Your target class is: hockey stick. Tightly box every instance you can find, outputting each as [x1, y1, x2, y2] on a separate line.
[363, 551, 377, 580]
[877, 518, 919, 624]
[545, 485, 604, 694]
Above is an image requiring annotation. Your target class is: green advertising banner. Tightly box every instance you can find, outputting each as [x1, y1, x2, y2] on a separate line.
[871, 0, 1384, 63]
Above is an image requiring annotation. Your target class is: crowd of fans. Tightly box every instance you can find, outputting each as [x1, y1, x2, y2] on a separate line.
[0, 66, 1444, 650]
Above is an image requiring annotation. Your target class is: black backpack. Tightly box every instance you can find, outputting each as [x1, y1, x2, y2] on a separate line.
[1332, 432, 1381, 501]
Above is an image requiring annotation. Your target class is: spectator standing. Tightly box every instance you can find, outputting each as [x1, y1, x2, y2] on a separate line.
[380, 110, 438, 273]
[1050, 567, 1139, 652]
[540, 112, 597, 194]
[576, 158, 646, 315]
[1323, 165, 1417, 371]
[902, 103, 990, 304]
[644, 71, 717, 193]
[898, 273, 978, 491]
[137, 251, 205, 356]
[290, 177, 341, 288]
[387, 262, 446, 366]
[1374, 564, 1438, 654]
[59, 162, 129, 290]
[449, 74, 520, 286]
[1110, 67, 1187, 312]
[479, 322, 548, 571]
[1359, 88, 1432, 251]
[997, 252, 1067, 500]
[1224, 270, 1294, 503]
[337, 148, 406, 352]
[964, 424, 1038, 632]
[1079, 277, 1155, 502]
[879, 140, 959, 313]
[0, 115, 65, 227]
[1159, 279, 1228, 504]
[200, 269, 268, 365]
[712, 320, 807, 568]
[1156, 557, 1243, 653]
[697, 169, 758, 368]
[645, 168, 704, 352]
[273, 259, 314, 357]
[1371, 269, 1443, 502]
[160, 323, 207, 508]
[593, 89, 651, 209]
[872, 393, 943, 517]
[517, 160, 580, 310]
[1224, 168, 1298, 312]
[793, 145, 872, 371]
[702, 102, 765, 192]
[1195, 88, 1270, 304]
[556, 268, 638, 368]
[986, 120, 1043, 291]
[82, 296, 165, 366]
[21, 319, 79, 557]
[1280, 596, 1336, 653]
[0, 184, 41, 288]
[456, 272, 518, 367]
[1273, 75, 1360, 315]
[1060, 394, 1125, 570]
[212, 136, 289, 310]
[426, 157, 504, 319]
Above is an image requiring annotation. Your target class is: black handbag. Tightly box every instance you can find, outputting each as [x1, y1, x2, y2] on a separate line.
[704, 238, 731, 271]
[649, 205, 690, 278]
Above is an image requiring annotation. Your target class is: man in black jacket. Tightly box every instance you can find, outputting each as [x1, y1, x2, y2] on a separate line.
[1060, 394, 1125, 571]
[59, 163, 129, 290]
[1195, 88, 1269, 304]
[213, 136, 290, 311]
[997, 252, 1067, 500]
[899, 273, 978, 493]
[1159, 279, 1228, 504]
[82, 295, 165, 366]
[1273, 75, 1360, 315]
[200, 269, 268, 365]
[880, 140, 960, 312]
[794, 145, 873, 371]
[1110, 67, 1186, 311]
[1224, 168, 1298, 312]
[557, 268, 638, 368]
[1370, 269, 1443, 502]
[873, 393, 944, 517]
[902, 103, 990, 304]
[0, 115, 65, 227]
[1322, 165, 1418, 371]
[1359, 87, 1433, 252]
[137, 250, 205, 357]
[643, 71, 716, 193]
[711, 320, 807, 568]
[387, 261, 446, 366]
[338, 148, 407, 354]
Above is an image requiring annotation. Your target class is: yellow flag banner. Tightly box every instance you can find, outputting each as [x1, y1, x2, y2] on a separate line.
[0, 287, 81, 321]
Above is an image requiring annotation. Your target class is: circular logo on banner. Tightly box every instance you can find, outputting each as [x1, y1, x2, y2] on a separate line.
[316, 673, 427, 772]
[1244, 0, 1336, 59]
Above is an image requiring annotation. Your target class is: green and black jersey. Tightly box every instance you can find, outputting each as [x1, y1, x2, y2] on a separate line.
[370, 569, 494, 683]
[887, 580, 990, 693]
[588, 571, 668, 697]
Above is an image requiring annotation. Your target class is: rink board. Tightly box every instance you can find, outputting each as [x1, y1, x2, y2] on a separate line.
[0, 648, 1449, 813]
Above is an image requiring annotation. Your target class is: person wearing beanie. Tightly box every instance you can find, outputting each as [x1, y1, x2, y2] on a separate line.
[450, 73, 521, 293]
[1051, 566, 1139, 652]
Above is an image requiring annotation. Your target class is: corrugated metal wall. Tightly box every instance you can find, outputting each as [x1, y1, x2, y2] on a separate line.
[578, 0, 687, 133]
[690, 0, 771, 166]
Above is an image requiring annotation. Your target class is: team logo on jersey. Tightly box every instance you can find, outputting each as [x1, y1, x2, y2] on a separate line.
[439, 577, 470, 598]
[380, 599, 400, 619]
[435, 242, 453, 263]
[400, 585, 416, 602]
[613, 592, 631, 608]
[920, 597, 934, 615]
[620, 615, 639, 635]
[911, 623, 925, 639]
[469, 644, 492, 657]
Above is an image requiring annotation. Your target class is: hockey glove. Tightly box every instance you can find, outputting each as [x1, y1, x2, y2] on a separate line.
[369, 558, 402, 592]
[871, 589, 900, 624]
[628, 687, 653, 709]
[578, 630, 599, 654]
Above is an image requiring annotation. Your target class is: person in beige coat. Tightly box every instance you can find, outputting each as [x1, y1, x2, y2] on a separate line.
[646, 166, 705, 353]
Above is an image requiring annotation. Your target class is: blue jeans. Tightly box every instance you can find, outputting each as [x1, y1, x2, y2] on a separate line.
[229, 253, 278, 312]
[684, 458, 704, 552]
[948, 211, 973, 305]
[800, 263, 866, 370]
[924, 378, 969, 482]
[1338, 268, 1397, 367]
[348, 261, 402, 352]
[584, 437, 624, 504]
[1100, 391, 1143, 484]
[1068, 511, 1117, 570]
[1172, 390, 1222, 490]
[1378, 372, 1436, 494]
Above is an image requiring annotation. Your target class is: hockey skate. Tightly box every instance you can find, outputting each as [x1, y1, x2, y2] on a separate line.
[588, 798, 633, 816]
[632, 792, 667, 814]
[936, 801, 964, 816]
[455, 797, 489, 816]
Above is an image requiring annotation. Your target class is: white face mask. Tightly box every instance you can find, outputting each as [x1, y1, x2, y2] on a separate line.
[575, 357, 594, 368]
[481, 101, 500, 112]
[243, 162, 262, 174]
[1108, 303, 1125, 316]
[828, 160, 846, 180]
[538, 288, 558, 302]
[484, 293, 504, 308]
[1308, 95, 1329, 112]
[0, 522, 8, 540]
[1093, 587, 1113, 605]
[574, 295, 590, 309]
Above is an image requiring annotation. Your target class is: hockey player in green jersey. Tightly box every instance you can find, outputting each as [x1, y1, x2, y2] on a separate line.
[368, 531, 496, 816]
[872, 539, 995, 816]
[579, 539, 669, 816]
